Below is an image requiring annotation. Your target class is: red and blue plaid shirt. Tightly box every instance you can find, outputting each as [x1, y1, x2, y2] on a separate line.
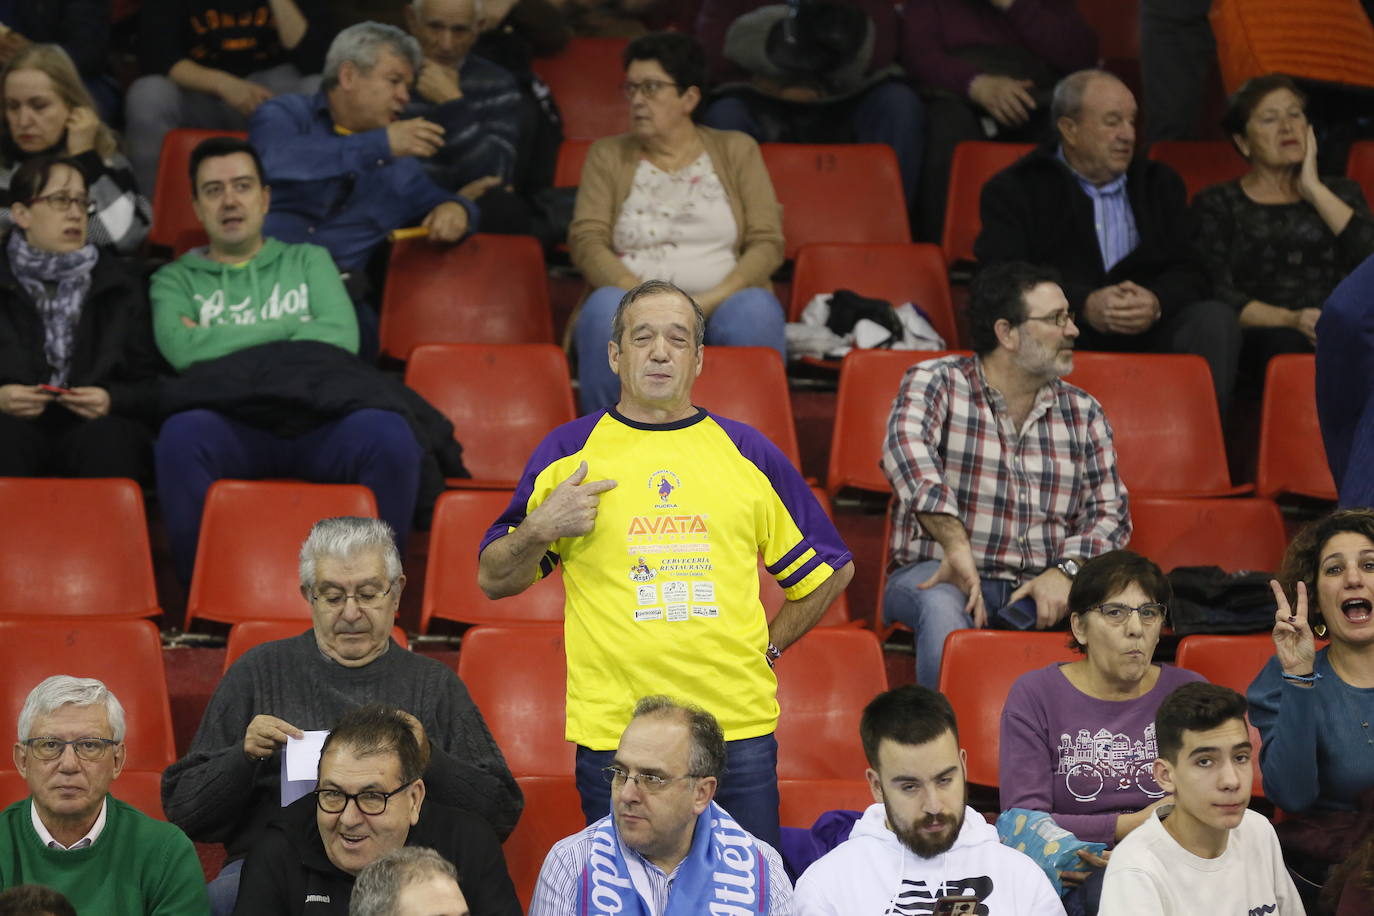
[881, 354, 1130, 583]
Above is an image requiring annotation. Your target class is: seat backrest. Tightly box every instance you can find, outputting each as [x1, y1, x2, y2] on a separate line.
[789, 242, 958, 346]
[0, 477, 160, 620]
[380, 235, 552, 360]
[422, 490, 567, 631]
[691, 346, 801, 468]
[827, 349, 966, 495]
[1347, 140, 1374, 213]
[1147, 140, 1248, 201]
[503, 775, 584, 911]
[149, 128, 246, 250]
[223, 621, 408, 673]
[1066, 352, 1235, 496]
[1174, 634, 1280, 797]
[0, 619, 176, 769]
[455, 624, 572, 776]
[554, 138, 595, 188]
[1256, 354, 1336, 500]
[185, 480, 379, 629]
[774, 628, 888, 780]
[941, 141, 1034, 266]
[404, 343, 576, 485]
[531, 37, 630, 138]
[938, 630, 1079, 787]
[1129, 497, 1287, 574]
[760, 487, 850, 626]
[760, 144, 911, 259]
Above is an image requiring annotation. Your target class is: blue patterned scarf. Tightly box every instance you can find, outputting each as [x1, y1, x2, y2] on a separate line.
[8, 230, 98, 386]
[577, 801, 770, 916]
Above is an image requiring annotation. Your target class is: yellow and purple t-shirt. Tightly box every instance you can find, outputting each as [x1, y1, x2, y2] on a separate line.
[481, 408, 852, 750]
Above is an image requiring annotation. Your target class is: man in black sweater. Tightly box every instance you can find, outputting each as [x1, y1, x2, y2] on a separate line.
[975, 68, 1240, 413]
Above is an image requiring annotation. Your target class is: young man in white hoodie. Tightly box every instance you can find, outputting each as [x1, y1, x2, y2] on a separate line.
[1099, 682, 1303, 915]
[794, 685, 1065, 915]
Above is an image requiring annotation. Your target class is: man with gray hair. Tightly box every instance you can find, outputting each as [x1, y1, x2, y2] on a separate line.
[1, 676, 208, 913]
[974, 67, 1241, 414]
[350, 847, 469, 916]
[162, 516, 520, 915]
[248, 21, 479, 279]
[529, 696, 793, 916]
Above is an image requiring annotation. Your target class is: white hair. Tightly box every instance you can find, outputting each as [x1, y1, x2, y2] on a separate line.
[350, 847, 459, 916]
[18, 676, 126, 743]
[299, 517, 403, 590]
[323, 22, 423, 91]
[411, 0, 485, 19]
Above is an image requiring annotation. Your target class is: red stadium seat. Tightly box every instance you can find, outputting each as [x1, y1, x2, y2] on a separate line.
[0, 769, 167, 821]
[774, 628, 888, 781]
[149, 128, 245, 251]
[379, 234, 553, 360]
[0, 477, 160, 620]
[779, 778, 875, 828]
[503, 775, 583, 911]
[937, 630, 1079, 788]
[0, 619, 177, 770]
[185, 480, 379, 629]
[553, 139, 595, 188]
[1256, 354, 1337, 501]
[1147, 140, 1248, 201]
[531, 38, 631, 139]
[941, 141, 1033, 267]
[1128, 497, 1287, 574]
[455, 624, 572, 776]
[760, 144, 911, 259]
[223, 621, 409, 673]
[1175, 634, 1286, 797]
[422, 491, 567, 631]
[1347, 140, 1374, 212]
[404, 343, 576, 488]
[826, 349, 967, 496]
[789, 242, 958, 346]
[691, 346, 801, 468]
[1066, 352, 1246, 497]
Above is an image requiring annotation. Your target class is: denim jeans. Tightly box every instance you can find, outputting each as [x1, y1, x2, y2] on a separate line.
[573, 285, 787, 414]
[575, 732, 782, 851]
[206, 857, 243, 916]
[883, 559, 1016, 688]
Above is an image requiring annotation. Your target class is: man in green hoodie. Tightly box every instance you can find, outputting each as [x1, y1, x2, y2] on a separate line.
[149, 135, 423, 586]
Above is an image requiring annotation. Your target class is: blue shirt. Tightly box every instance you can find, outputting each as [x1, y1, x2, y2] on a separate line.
[1059, 146, 1139, 272]
[248, 92, 479, 272]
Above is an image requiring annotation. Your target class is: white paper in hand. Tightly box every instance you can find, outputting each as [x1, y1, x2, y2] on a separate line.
[281, 730, 329, 806]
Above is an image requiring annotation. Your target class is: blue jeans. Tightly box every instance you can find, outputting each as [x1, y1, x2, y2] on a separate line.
[155, 408, 422, 585]
[574, 285, 787, 414]
[575, 732, 782, 851]
[883, 560, 1015, 688]
[206, 857, 243, 916]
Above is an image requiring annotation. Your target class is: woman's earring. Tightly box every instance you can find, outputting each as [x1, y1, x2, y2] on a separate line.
[1313, 622, 1327, 639]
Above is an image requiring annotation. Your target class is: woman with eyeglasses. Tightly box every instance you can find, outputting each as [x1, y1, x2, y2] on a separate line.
[1, 44, 151, 253]
[0, 154, 164, 479]
[999, 549, 1205, 913]
[568, 30, 786, 414]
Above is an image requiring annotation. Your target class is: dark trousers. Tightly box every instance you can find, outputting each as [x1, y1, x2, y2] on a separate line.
[1140, 0, 1215, 142]
[0, 408, 152, 481]
[154, 408, 422, 584]
[575, 732, 782, 852]
[1317, 253, 1374, 507]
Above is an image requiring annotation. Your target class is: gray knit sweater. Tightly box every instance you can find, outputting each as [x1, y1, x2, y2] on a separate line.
[160, 632, 522, 860]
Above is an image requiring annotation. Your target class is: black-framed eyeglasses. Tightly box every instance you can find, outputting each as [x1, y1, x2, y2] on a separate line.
[620, 79, 678, 100]
[310, 580, 398, 610]
[1021, 309, 1075, 328]
[313, 780, 416, 815]
[22, 737, 119, 761]
[1089, 602, 1167, 625]
[28, 192, 95, 216]
[601, 765, 702, 794]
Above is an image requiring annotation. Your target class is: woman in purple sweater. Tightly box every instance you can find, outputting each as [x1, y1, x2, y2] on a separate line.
[1000, 550, 1206, 843]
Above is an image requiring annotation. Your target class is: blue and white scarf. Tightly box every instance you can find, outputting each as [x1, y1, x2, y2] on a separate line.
[577, 801, 770, 916]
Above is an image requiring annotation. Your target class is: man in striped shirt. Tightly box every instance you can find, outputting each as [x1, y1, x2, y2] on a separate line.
[881, 261, 1131, 688]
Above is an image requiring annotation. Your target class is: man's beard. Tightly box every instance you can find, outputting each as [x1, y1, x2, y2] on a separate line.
[887, 792, 966, 858]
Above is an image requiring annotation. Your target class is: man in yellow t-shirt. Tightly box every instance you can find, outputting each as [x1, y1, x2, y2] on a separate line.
[478, 279, 854, 850]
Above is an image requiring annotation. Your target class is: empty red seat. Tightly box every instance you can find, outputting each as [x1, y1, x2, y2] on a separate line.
[691, 346, 801, 468]
[775, 628, 888, 781]
[1256, 354, 1336, 501]
[532, 38, 631, 139]
[554, 138, 595, 188]
[1129, 497, 1287, 573]
[942, 141, 1033, 267]
[1147, 140, 1248, 201]
[761, 144, 911, 259]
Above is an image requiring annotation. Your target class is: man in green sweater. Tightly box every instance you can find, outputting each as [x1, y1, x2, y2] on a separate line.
[1, 675, 209, 914]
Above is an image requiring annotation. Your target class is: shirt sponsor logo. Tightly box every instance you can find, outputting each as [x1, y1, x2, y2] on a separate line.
[629, 557, 656, 582]
[626, 515, 709, 536]
[649, 469, 682, 508]
[634, 607, 663, 621]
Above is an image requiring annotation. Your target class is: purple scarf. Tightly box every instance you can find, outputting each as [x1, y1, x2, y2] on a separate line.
[8, 230, 98, 386]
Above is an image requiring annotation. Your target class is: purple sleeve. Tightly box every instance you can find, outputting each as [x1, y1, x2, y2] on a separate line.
[477, 413, 605, 571]
[710, 414, 853, 585]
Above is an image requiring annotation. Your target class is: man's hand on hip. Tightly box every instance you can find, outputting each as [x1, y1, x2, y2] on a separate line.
[919, 546, 988, 629]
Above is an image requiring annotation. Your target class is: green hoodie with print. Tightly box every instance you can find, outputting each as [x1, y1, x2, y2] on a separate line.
[149, 237, 358, 373]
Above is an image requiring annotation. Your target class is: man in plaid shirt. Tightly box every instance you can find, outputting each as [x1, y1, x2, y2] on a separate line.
[881, 261, 1131, 687]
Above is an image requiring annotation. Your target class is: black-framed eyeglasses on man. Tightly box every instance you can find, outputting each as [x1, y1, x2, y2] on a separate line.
[1021, 309, 1075, 328]
[313, 780, 416, 815]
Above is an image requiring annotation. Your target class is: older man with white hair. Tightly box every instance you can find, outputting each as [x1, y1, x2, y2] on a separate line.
[350, 847, 469, 916]
[162, 516, 520, 915]
[0, 676, 208, 914]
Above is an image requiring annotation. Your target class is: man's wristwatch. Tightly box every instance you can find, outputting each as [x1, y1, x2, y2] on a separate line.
[1053, 558, 1080, 580]
[765, 643, 782, 669]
